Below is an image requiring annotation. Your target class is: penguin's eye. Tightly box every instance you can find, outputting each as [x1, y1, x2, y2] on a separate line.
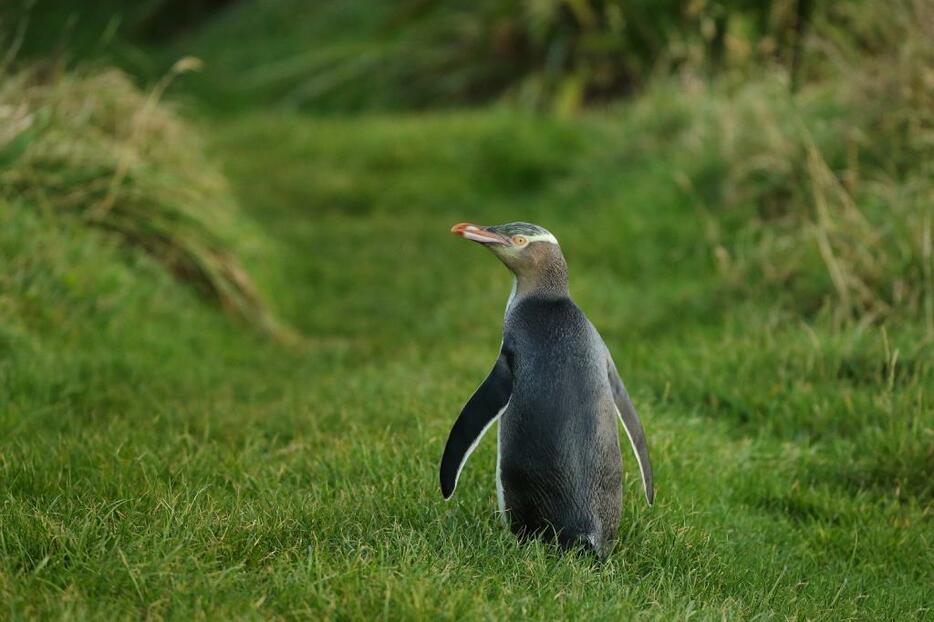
[512, 235, 527, 246]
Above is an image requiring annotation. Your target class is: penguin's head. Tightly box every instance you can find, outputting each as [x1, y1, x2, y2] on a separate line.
[450, 221, 564, 280]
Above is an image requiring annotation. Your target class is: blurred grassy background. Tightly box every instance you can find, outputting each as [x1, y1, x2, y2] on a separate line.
[0, 0, 931, 619]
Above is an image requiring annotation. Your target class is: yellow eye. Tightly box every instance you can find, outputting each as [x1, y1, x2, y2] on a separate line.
[513, 235, 527, 246]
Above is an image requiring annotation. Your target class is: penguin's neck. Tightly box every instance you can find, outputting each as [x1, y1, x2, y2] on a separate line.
[511, 255, 570, 303]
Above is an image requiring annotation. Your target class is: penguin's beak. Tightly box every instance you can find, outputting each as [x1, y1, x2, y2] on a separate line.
[450, 223, 511, 246]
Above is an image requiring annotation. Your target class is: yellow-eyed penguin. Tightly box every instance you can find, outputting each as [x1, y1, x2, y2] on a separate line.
[439, 222, 654, 558]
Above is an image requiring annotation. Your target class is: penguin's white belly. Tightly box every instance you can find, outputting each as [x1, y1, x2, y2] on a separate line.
[496, 422, 506, 523]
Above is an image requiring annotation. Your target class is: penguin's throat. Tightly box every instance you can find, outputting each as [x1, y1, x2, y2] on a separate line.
[512, 258, 569, 298]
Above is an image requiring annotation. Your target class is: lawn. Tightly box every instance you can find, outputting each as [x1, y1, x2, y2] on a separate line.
[1, 105, 930, 619]
[0, 0, 931, 619]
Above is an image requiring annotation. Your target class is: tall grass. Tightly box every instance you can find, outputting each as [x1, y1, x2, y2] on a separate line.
[0, 60, 290, 339]
[664, 0, 933, 328]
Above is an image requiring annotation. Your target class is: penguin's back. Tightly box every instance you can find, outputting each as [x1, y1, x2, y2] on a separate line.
[500, 296, 622, 556]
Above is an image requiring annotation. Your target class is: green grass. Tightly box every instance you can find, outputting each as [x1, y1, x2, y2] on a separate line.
[1, 100, 931, 619]
[1, 1, 932, 617]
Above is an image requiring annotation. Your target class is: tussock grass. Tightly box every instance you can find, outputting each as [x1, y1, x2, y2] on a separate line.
[657, 0, 933, 327]
[0, 61, 290, 339]
[685, 83, 930, 325]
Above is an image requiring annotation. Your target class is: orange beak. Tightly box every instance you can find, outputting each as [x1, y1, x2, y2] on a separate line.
[450, 222, 511, 246]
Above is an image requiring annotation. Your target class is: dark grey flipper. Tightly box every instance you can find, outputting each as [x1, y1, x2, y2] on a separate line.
[440, 350, 512, 499]
[606, 349, 654, 505]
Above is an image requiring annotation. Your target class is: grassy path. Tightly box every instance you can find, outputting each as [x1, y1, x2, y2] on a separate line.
[1, 109, 930, 619]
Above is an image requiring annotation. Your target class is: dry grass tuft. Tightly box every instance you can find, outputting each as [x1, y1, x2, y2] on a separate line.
[0, 61, 293, 341]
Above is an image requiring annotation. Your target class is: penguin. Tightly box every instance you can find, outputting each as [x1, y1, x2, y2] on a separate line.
[439, 221, 654, 558]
